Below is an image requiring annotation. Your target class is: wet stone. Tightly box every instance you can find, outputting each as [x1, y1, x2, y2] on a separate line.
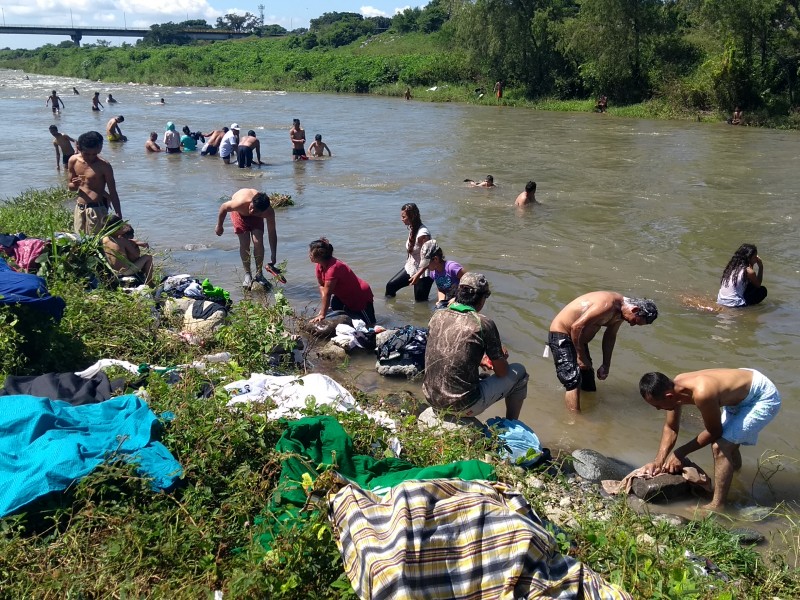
[730, 527, 765, 545]
[631, 473, 690, 502]
[571, 449, 634, 482]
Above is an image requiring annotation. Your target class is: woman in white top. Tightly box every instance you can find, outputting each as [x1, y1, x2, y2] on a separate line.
[385, 202, 434, 301]
[717, 243, 767, 307]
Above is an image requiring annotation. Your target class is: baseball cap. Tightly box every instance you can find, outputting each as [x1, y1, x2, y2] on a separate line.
[459, 272, 491, 296]
[417, 239, 440, 271]
[230, 123, 240, 130]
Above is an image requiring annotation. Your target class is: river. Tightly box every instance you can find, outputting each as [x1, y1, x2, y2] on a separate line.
[1, 69, 798, 523]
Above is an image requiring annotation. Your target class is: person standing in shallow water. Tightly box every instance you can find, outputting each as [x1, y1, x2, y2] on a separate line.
[717, 243, 766, 307]
[385, 203, 433, 301]
[548, 291, 658, 412]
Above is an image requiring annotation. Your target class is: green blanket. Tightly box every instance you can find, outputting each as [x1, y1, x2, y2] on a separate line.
[256, 415, 494, 548]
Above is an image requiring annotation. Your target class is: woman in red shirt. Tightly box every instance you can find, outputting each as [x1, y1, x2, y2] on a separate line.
[309, 238, 376, 325]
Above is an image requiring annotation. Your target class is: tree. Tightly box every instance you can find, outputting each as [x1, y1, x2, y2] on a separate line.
[142, 22, 191, 46]
[310, 12, 363, 31]
[216, 13, 261, 33]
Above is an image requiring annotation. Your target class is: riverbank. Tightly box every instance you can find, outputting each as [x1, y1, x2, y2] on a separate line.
[3, 31, 800, 130]
[1, 187, 798, 597]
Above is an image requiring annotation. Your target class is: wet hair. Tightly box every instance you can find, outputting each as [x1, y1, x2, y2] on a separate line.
[51, 90, 56, 95]
[721, 243, 757, 286]
[149, 131, 158, 138]
[182, 126, 191, 135]
[639, 372, 673, 400]
[77, 130, 104, 151]
[401, 203, 423, 256]
[623, 297, 658, 324]
[525, 181, 536, 193]
[485, 175, 494, 184]
[94, 92, 100, 97]
[222, 127, 229, 133]
[247, 130, 256, 137]
[49, 125, 58, 133]
[116, 115, 124, 122]
[315, 134, 322, 141]
[252, 192, 271, 212]
[105, 214, 132, 238]
[309, 237, 334, 261]
[292, 119, 300, 126]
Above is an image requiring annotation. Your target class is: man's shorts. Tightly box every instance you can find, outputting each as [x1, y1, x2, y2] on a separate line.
[62, 153, 73, 166]
[107, 133, 121, 142]
[292, 147, 307, 157]
[201, 144, 218, 156]
[548, 332, 594, 392]
[238, 146, 254, 168]
[721, 369, 781, 446]
[230, 211, 264, 235]
[73, 202, 108, 236]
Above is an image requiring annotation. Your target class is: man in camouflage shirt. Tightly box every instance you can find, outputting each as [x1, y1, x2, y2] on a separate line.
[423, 273, 529, 419]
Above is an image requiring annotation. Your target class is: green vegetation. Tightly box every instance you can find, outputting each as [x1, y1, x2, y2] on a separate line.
[1, 187, 799, 596]
[1, 1, 799, 126]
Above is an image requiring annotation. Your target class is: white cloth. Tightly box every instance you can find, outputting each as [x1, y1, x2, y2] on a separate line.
[224, 373, 397, 432]
[163, 129, 180, 149]
[331, 319, 368, 349]
[220, 130, 238, 158]
[717, 269, 747, 307]
[403, 225, 430, 276]
[75, 359, 141, 379]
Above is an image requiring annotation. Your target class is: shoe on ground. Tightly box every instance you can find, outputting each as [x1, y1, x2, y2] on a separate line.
[254, 273, 269, 286]
[242, 273, 253, 289]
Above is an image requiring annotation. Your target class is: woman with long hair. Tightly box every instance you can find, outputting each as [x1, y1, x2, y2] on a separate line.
[717, 243, 767, 307]
[385, 203, 433, 301]
[309, 237, 375, 326]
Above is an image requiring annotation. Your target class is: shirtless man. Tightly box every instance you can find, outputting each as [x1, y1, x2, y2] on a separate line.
[639, 368, 781, 510]
[106, 94, 118, 104]
[92, 92, 104, 111]
[514, 181, 537, 206]
[49, 125, 76, 169]
[548, 291, 658, 412]
[215, 188, 283, 289]
[290, 118, 307, 160]
[102, 215, 154, 285]
[237, 130, 264, 168]
[220, 124, 239, 164]
[145, 132, 162, 153]
[729, 107, 743, 125]
[46, 90, 65, 114]
[73, 87, 80, 95]
[67, 130, 121, 235]
[308, 133, 331, 157]
[201, 127, 226, 156]
[106, 115, 127, 142]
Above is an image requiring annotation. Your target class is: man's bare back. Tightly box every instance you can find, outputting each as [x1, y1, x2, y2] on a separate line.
[673, 369, 755, 409]
[550, 291, 625, 340]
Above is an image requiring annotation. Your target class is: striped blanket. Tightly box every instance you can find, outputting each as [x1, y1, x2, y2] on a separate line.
[329, 479, 632, 600]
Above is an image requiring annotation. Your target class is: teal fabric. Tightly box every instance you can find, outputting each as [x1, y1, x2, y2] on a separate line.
[0, 394, 182, 516]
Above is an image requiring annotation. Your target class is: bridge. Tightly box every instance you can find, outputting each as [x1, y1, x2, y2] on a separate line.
[0, 25, 253, 46]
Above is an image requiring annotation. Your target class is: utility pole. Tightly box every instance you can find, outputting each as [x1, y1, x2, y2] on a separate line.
[258, 4, 265, 26]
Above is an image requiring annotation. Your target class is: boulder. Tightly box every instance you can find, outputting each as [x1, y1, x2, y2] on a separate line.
[729, 527, 765, 545]
[571, 449, 633, 482]
[630, 473, 690, 502]
[316, 341, 347, 361]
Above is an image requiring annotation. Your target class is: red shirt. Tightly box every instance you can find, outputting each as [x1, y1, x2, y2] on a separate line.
[315, 258, 373, 311]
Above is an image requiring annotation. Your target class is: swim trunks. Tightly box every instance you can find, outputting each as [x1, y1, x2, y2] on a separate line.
[201, 144, 218, 156]
[107, 133, 121, 142]
[61, 153, 73, 166]
[292, 147, 307, 158]
[238, 146, 254, 168]
[166, 147, 181, 154]
[721, 369, 781, 446]
[548, 332, 595, 392]
[230, 211, 264, 235]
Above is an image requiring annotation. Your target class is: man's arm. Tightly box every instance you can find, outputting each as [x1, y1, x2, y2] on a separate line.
[324, 143, 331, 156]
[569, 307, 604, 369]
[59, 97, 65, 108]
[215, 202, 232, 235]
[643, 406, 682, 475]
[598, 321, 622, 379]
[54, 143, 61, 167]
[103, 164, 122, 217]
[672, 394, 723, 461]
[263, 208, 277, 264]
[254, 140, 262, 163]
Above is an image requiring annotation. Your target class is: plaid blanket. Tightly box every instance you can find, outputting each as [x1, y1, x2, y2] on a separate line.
[329, 479, 632, 600]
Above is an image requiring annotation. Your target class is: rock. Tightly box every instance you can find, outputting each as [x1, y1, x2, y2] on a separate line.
[305, 313, 353, 339]
[317, 341, 347, 361]
[652, 513, 690, 528]
[636, 533, 656, 547]
[738, 505, 773, 522]
[626, 495, 649, 514]
[631, 473, 690, 502]
[526, 475, 546, 490]
[559, 497, 572, 508]
[571, 449, 634, 482]
[730, 527, 765, 545]
[417, 406, 483, 432]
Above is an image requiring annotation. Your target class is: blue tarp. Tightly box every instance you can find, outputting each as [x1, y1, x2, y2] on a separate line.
[0, 257, 65, 321]
[0, 394, 182, 517]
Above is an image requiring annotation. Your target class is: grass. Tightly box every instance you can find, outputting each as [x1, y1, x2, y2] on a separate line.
[1, 187, 799, 596]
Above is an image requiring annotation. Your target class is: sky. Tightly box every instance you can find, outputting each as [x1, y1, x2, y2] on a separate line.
[0, 1, 419, 49]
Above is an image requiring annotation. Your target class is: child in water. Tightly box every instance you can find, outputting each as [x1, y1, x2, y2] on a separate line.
[308, 134, 331, 157]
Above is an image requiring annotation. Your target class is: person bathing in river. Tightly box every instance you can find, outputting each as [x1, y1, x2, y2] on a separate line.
[385, 202, 433, 301]
[290, 118, 307, 160]
[106, 115, 126, 142]
[237, 131, 264, 167]
[215, 188, 283, 289]
[201, 127, 226, 156]
[639, 368, 781, 510]
[46, 90, 64, 114]
[514, 181, 537, 206]
[163, 122, 181, 154]
[466, 175, 495, 188]
[548, 291, 658, 412]
[717, 243, 766, 307]
[309, 237, 375, 326]
[49, 125, 76, 170]
[308, 134, 331, 157]
[106, 94, 118, 104]
[410, 240, 465, 309]
[92, 92, 104, 112]
[145, 132, 162, 153]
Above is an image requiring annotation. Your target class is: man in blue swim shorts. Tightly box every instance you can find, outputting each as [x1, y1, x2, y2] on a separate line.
[639, 368, 781, 510]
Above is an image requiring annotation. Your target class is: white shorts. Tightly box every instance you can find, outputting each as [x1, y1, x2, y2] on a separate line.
[721, 369, 781, 446]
